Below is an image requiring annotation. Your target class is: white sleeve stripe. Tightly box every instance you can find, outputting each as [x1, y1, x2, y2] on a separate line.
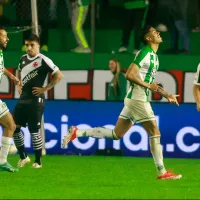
[40, 54, 59, 71]
[51, 68, 59, 75]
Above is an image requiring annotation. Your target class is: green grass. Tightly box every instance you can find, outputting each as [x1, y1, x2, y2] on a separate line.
[1, 155, 200, 199]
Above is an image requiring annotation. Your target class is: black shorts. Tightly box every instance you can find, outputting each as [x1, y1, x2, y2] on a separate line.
[13, 99, 44, 131]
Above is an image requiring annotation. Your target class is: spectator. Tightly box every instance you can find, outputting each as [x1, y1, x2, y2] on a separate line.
[70, 0, 91, 53]
[162, 0, 191, 54]
[107, 59, 127, 101]
[118, 0, 149, 55]
[192, 0, 200, 32]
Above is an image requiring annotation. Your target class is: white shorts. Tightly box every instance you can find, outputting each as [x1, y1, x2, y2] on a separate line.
[119, 98, 155, 123]
[0, 100, 9, 119]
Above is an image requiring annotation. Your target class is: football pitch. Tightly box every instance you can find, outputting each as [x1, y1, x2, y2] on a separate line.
[1, 155, 200, 199]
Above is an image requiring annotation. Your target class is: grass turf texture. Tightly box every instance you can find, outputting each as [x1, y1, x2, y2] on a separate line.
[1, 155, 199, 199]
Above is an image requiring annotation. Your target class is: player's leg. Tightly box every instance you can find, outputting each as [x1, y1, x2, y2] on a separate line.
[28, 102, 44, 168]
[14, 126, 31, 168]
[137, 101, 182, 180]
[142, 120, 181, 180]
[141, 120, 166, 175]
[13, 103, 30, 167]
[62, 105, 133, 148]
[0, 101, 19, 172]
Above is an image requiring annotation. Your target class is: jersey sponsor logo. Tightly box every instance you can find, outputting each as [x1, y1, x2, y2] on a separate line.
[22, 70, 38, 85]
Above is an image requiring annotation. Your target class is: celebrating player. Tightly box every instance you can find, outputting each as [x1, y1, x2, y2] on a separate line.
[62, 26, 182, 180]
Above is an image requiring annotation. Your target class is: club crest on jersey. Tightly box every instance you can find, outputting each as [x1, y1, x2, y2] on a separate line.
[33, 62, 38, 68]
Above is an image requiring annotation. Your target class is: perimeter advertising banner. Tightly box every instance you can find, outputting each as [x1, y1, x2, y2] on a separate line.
[0, 69, 196, 103]
[2, 100, 200, 158]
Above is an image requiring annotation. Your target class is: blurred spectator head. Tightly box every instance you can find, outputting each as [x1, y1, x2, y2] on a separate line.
[109, 59, 121, 74]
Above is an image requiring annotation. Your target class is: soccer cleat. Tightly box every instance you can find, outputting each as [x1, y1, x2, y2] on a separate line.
[17, 156, 31, 168]
[0, 162, 19, 172]
[62, 126, 77, 148]
[157, 170, 182, 180]
[32, 163, 42, 168]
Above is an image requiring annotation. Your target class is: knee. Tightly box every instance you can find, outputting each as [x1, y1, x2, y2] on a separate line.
[14, 127, 21, 135]
[151, 128, 160, 137]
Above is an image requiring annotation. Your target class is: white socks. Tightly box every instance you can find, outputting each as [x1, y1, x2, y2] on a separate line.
[76, 127, 119, 140]
[0, 136, 12, 164]
[150, 135, 166, 176]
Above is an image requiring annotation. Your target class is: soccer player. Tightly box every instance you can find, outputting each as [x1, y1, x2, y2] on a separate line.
[62, 25, 182, 180]
[13, 34, 63, 168]
[193, 63, 200, 112]
[0, 26, 19, 172]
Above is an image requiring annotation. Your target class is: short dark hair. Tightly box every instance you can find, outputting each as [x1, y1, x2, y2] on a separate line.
[25, 34, 40, 44]
[141, 25, 152, 45]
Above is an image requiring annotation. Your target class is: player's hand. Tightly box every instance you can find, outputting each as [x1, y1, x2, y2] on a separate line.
[149, 82, 161, 92]
[167, 94, 179, 106]
[196, 103, 200, 112]
[17, 84, 22, 95]
[32, 87, 47, 96]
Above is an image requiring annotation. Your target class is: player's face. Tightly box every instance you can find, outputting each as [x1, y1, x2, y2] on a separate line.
[109, 60, 117, 73]
[0, 29, 9, 49]
[25, 40, 40, 57]
[146, 27, 163, 44]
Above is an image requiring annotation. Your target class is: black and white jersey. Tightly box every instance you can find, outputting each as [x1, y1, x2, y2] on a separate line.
[194, 64, 200, 86]
[18, 53, 59, 100]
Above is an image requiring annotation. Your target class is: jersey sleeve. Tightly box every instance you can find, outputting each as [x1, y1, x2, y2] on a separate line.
[194, 64, 200, 85]
[132, 49, 147, 68]
[43, 56, 59, 75]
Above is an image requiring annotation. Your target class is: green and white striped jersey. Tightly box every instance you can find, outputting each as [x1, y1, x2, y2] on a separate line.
[194, 64, 200, 85]
[0, 50, 4, 82]
[126, 45, 159, 102]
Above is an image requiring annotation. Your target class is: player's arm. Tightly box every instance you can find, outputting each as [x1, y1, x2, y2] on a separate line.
[156, 86, 179, 106]
[125, 63, 159, 91]
[126, 63, 179, 105]
[193, 84, 200, 111]
[44, 70, 63, 91]
[3, 68, 19, 85]
[16, 69, 22, 95]
[32, 70, 63, 95]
